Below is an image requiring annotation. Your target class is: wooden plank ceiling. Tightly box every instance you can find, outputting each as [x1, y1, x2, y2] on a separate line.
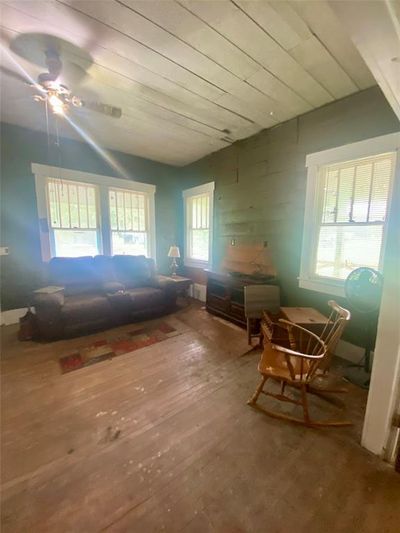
[0, 0, 375, 166]
[329, 0, 400, 122]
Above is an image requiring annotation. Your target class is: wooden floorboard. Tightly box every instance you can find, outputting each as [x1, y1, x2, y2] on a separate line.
[1, 302, 399, 532]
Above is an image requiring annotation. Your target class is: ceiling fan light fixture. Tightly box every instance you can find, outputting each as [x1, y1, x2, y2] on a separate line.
[71, 95, 82, 107]
[48, 94, 63, 107]
[48, 93, 65, 115]
[52, 104, 65, 116]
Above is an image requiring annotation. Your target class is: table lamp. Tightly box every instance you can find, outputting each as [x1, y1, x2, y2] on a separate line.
[168, 245, 180, 276]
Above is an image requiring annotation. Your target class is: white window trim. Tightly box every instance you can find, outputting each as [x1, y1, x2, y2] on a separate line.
[299, 132, 400, 297]
[183, 181, 215, 269]
[31, 163, 156, 261]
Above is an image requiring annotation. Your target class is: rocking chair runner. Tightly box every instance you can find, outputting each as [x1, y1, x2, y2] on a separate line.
[248, 300, 351, 427]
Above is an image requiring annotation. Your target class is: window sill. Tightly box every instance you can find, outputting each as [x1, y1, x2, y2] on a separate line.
[184, 258, 210, 270]
[299, 277, 345, 297]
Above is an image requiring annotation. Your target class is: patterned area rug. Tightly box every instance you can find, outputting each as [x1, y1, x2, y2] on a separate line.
[59, 321, 180, 374]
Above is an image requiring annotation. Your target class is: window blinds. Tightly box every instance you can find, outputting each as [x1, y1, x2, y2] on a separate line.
[316, 152, 394, 279]
[321, 154, 393, 225]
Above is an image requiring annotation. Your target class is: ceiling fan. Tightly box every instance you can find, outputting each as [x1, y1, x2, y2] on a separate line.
[3, 33, 122, 120]
[30, 47, 122, 119]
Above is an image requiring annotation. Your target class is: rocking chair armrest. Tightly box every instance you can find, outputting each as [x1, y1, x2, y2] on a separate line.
[277, 319, 327, 353]
[277, 319, 326, 341]
[270, 342, 326, 360]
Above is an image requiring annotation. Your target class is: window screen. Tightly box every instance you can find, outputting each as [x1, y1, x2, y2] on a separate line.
[188, 194, 210, 262]
[47, 178, 99, 257]
[109, 188, 148, 256]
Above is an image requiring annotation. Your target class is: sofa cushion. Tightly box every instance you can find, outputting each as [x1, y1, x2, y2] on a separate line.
[93, 255, 117, 283]
[61, 293, 112, 323]
[102, 281, 125, 294]
[113, 255, 152, 288]
[125, 287, 165, 310]
[49, 257, 99, 295]
[146, 257, 157, 278]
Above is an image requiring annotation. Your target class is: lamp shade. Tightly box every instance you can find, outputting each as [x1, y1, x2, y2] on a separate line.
[168, 245, 180, 258]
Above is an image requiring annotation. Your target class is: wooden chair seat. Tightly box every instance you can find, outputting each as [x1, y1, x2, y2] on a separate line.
[258, 343, 312, 383]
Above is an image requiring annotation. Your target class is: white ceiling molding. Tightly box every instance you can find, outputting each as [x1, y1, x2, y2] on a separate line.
[1, 0, 375, 165]
[329, 0, 400, 121]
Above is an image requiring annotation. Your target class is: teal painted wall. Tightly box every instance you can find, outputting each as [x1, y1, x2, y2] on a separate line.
[179, 87, 400, 346]
[0, 122, 180, 310]
[2, 87, 399, 347]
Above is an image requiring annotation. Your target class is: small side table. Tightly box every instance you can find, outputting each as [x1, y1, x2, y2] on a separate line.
[261, 307, 329, 349]
[280, 307, 329, 335]
[157, 275, 193, 303]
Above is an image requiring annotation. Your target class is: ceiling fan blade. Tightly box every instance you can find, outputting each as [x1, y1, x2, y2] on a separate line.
[81, 100, 122, 119]
[9, 33, 93, 87]
[0, 66, 31, 85]
[62, 61, 89, 86]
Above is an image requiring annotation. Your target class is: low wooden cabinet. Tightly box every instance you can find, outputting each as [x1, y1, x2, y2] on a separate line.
[205, 270, 278, 328]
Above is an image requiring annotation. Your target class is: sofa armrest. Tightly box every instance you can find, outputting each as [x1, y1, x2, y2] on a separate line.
[147, 276, 175, 290]
[33, 288, 65, 340]
[33, 290, 65, 309]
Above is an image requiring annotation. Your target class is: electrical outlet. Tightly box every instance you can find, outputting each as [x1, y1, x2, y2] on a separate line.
[0, 247, 9, 256]
[231, 238, 236, 246]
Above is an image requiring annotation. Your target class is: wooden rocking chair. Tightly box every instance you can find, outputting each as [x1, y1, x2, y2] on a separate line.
[248, 301, 351, 427]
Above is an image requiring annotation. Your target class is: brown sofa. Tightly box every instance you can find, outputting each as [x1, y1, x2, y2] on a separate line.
[33, 255, 177, 340]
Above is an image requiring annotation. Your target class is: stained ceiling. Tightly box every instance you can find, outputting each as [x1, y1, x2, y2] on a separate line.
[0, 1, 375, 166]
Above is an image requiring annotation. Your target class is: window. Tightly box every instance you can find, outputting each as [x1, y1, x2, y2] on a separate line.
[189, 194, 210, 261]
[32, 164, 156, 260]
[47, 178, 100, 257]
[183, 182, 214, 268]
[300, 133, 398, 296]
[315, 154, 393, 279]
[109, 188, 148, 256]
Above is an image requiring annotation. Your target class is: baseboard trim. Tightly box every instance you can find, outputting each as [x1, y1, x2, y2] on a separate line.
[335, 339, 372, 364]
[1, 308, 28, 326]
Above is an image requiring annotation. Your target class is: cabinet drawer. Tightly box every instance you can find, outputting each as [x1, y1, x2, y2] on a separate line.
[230, 302, 245, 321]
[207, 294, 229, 312]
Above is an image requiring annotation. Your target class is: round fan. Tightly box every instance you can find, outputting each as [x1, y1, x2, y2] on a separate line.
[344, 267, 384, 388]
[345, 267, 383, 313]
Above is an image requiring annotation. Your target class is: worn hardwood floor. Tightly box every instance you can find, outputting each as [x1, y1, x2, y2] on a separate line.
[1, 302, 399, 532]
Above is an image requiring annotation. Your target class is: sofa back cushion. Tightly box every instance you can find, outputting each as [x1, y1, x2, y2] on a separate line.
[93, 255, 116, 282]
[47, 255, 156, 294]
[49, 257, 98, 295]
[112, 255, 152, 288]
[94, 255, 127, 293]
[146, 257, 157, 278]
